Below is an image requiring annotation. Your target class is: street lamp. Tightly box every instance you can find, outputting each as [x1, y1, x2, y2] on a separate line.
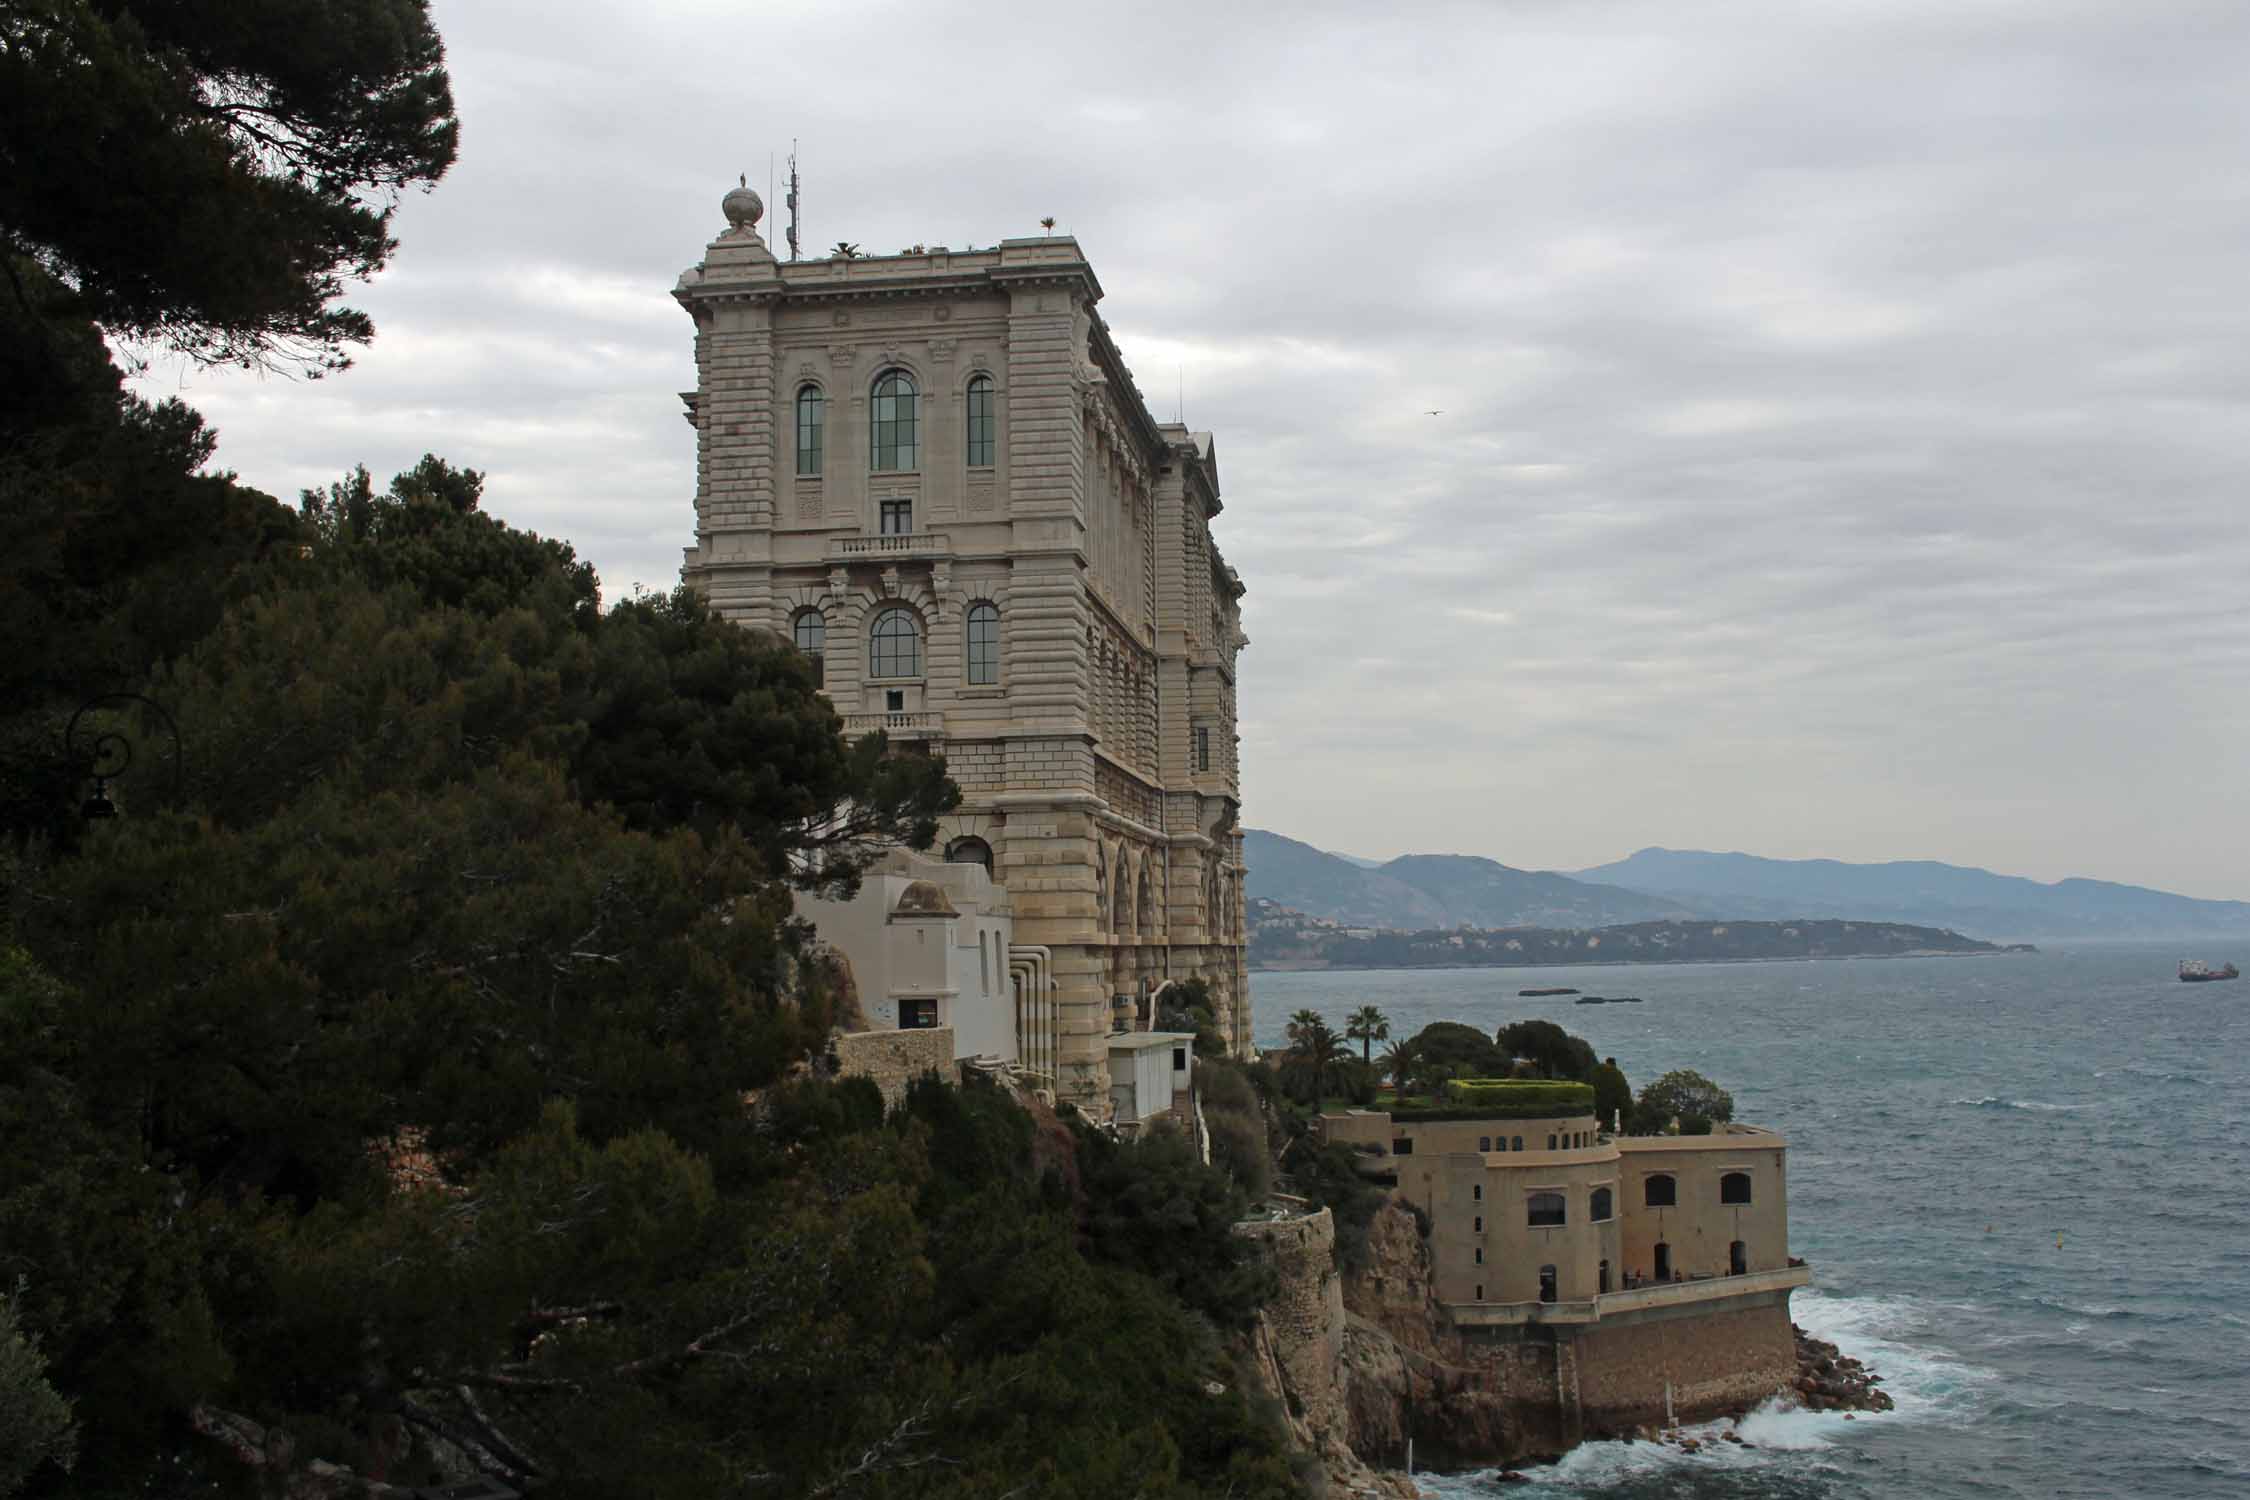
[65, 692, 182, 820]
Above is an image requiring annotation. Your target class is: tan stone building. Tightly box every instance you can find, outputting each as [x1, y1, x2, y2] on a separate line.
[671, 184, 1249, 1115]
[1322, 1092, 1812, 1434]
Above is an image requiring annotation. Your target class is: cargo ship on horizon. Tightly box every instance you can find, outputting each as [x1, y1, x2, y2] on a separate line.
[2179, 959, 2239, 982]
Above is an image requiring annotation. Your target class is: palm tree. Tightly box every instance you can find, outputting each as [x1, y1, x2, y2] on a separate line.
[831, 240, 861, 259]
[1286, 1008, 1325, 1049]
[1378, 1038, 1419, 1098]
[1345, 1005, 1390, 1064]
[1287, 1017, 1349, 1106]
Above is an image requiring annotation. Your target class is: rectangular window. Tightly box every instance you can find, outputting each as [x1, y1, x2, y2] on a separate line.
[880, 499, 913, 535]
[885, 689, 905, 712]
[1194, 726, 1211, 772]
[1474, 1247, 1484, 1265]
[966, 377, 996, 466]
[1173, 1047, 1186, 1072]
[1473, 1216, 1483, 1233]
[1391, 1137, 1413, 1156]
[898, 998, 938, 1030]
[796, 389, 824, 476]
[1475, 1283, 1484, 1301]
[1473, 1183, 1483, 1201]
[966, 603, 999, 685]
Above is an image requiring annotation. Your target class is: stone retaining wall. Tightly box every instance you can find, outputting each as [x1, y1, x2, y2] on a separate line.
[832, 1027, 955, 1108]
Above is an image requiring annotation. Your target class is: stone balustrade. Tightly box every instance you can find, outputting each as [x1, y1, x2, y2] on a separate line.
[841, 710, 945, 739]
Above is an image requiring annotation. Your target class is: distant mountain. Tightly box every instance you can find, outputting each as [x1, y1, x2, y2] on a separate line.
[1243, 830, 1701, 930]
[1573, 848, 2250, 940]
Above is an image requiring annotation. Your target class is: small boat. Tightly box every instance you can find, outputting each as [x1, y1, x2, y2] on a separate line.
[1520, 987, 1579, 997]
[1574, 996, 1609, 1005]
[2179, 959, 2240, 983]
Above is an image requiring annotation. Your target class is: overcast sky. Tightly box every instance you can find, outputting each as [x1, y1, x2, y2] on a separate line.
[135, 0, 2250, 898]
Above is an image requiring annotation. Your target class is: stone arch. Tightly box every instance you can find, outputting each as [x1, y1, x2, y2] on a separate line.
[1113, 845, 1133, 935]
[1136, 859, 1155, 938]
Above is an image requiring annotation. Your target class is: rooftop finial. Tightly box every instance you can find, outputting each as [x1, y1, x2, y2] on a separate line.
[721, 177, 764, 236]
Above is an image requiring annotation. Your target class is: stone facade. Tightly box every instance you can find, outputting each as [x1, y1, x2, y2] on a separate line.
[672, 186, 1248, 1119]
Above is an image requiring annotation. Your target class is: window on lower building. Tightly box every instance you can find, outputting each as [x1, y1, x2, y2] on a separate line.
[1479, 1136, 1492, 1152]
[1511, 1136, 1523, 1151]
[1599, 1259, 1611, 1294]
[1645, 1173, 1677, 1208]
[1538, 1265, 1558, 1303]
[1391, 1137, 1414, 1156]
[966, 374, 996, 467]
[1475, 1283, 1484, 1301]
[880, 498, 913, 534]
[885, 688, 905, 712]
[898, 998, 938, 1029]
[870, 607, 922, 679]
[1473, 1215, 1483, 1233]
[1546, 1134, 1557, 1150]
[1472, 1183, 1483, 1201]
[1194, 725, 1211, 772]
[966, 601, 1000, 684]
[1721, 1171, 1754, 1205]
[1730, 1239, 1748, 1276]
[1474, 1247, 1484, 1265]
[871, 369, 918, 471]
[1527, 1192, 1566, 1227]
[1173, 1047, 1187, 1072]
[791, 609, 826, 687]
[1590, 1187, 1614, 1222]
[796, 384, 824, 476]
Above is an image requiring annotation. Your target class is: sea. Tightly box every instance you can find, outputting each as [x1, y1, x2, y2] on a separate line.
[1251, 940, 2250, 1500]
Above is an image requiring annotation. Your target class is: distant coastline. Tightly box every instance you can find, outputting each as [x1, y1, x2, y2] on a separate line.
[1251, 947, 2037, 973]
[1249, 911, 2034, 972]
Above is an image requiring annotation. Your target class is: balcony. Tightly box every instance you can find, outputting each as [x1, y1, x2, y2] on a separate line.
[829, 533, 952, 562]
[842, 711, 945, 741]
[1447, 1262, 1812, 1329]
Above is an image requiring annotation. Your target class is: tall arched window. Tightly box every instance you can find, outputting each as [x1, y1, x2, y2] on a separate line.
[795, 385, 824, 476]
[966, 374, 996, 467]
[1590, 1187, 1614, 1223]
[870, 370, 918, 471]
[1527, 1192, 1567, 1227]
[1137, 863, 1156, 937]
[1644, 1174, 1677, 1208]
[965, 601, 1000, 685]
[1094, 847, 1109, 933]
[1721, 1172, 1754, 1206]
[868, 607, 922, 679]
[791, 609, 826, 687]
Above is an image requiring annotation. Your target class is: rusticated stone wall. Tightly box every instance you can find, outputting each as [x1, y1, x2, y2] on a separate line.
[832, 1026, 954, 1108]
[1570, 1295, 1798, 1434]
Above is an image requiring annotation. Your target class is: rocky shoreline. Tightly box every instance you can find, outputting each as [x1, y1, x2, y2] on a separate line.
[1788, 1322, 1895, 1414]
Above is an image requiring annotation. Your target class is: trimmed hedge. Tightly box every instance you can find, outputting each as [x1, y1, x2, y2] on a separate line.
[1382, 1079, 1595, 1121]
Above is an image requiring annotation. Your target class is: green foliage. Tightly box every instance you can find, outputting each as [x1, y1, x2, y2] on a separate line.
[1287, 1141, 1387, 1274]
[1076, 1122, 1276, 1329]
[1495, 1018, 1596, 1080]
[1630, 1069, 1736, 1135]
[2, 0, 460, 374]
[1198, 1059, 1272, 1202]
[1589, 1056, 1632, 1130]
[1343, 1004, 1390, 1062]
[1156, 976, 1226, 1058]
[1440, 1079, 1596, 1115]
[0, 1285, 77, 1496]
[1277, 1012, 1349, 1105]
[1407, 1020, 1508, 1079]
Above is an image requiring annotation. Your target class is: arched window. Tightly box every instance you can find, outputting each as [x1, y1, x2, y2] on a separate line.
[1721, 1172, 1753, 1206]
[869, 606, 922, 679]
[1479, 1136, 1492, 1152]
[1527, 1192, 1566, 1227]
[965, 601, 1000, 685]
[945, 836, 992, 872]
[792, 609, 826, 686]
[1590, 1187, 1613, 1223]
[1511, 1136, 1523, 1152]
[1137, 862, 1155, 936]
[966, 374, 996, 467]
[1094, 847, 1109, 933]
[1644, 1174, 1677, 1208]
[870, 369, 918, 471]
[795, 385, 824, 476]
[1113, 852, 1131, 933]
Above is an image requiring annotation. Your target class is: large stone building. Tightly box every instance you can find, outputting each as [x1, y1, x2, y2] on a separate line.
[1322, 1090, 1812, 1436]
[671, 183, 1249, 1115]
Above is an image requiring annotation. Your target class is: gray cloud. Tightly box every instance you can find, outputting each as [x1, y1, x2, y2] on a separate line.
[135, 0, 2250, 897]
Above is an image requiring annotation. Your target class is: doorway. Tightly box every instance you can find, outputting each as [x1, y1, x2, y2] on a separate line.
[1654, 1242, 1671, 1281]
[1730, 1240, 1747, 1276]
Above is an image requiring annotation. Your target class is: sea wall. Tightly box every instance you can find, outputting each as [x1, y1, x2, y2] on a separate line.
[1570, 1296, 1799, 1434]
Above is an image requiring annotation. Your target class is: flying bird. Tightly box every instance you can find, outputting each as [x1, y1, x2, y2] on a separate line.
[1424, 409, 1444, 416]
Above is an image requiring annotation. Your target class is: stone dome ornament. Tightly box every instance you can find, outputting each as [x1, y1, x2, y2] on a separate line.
[721, 175, 764, 236]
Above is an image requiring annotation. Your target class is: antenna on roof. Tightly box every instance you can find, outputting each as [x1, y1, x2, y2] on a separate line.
[785, 142, 801, 262]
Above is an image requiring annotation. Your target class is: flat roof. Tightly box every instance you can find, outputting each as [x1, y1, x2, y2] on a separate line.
[1107, 1031, 1196, 1052]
